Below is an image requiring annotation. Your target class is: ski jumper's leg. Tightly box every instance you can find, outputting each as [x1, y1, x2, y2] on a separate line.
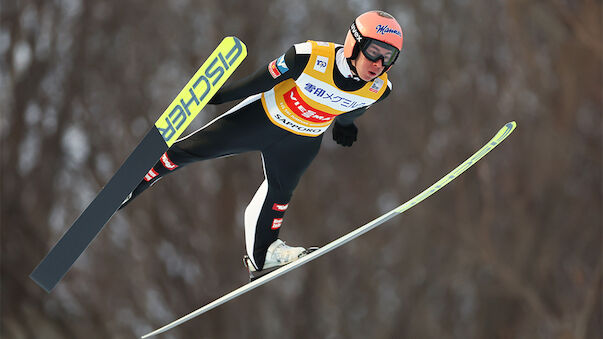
[244, 133, 323, 270]
[120, 95, 271, 209]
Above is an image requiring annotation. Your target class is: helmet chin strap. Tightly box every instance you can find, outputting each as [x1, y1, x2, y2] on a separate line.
[346, 58, 362, 81]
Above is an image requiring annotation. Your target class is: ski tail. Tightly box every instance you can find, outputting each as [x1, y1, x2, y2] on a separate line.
[140, 122, 517, 338]
[30, 37, 247, 293]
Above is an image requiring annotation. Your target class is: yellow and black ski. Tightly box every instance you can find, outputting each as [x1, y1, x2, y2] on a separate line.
[30, 37, 247, 292]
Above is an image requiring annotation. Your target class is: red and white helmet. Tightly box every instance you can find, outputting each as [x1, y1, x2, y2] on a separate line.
[344, 10, 403, 71]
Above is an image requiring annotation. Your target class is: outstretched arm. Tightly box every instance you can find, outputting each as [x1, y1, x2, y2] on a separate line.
[209, 45, 310, 104]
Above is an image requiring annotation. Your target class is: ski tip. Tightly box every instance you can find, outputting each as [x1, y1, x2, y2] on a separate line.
[498, 121, 517, 137]
[224, 35, 242, 42]
[221, 36, 247, 51]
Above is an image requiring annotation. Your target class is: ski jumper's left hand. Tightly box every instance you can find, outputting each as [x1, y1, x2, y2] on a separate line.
[332, 122, 358, 147]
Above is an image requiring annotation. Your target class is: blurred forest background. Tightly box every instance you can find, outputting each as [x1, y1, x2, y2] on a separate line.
[1, 0, 601, 338]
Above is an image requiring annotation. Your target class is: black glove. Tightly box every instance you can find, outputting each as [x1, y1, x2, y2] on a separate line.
[332, 122, 358, 147]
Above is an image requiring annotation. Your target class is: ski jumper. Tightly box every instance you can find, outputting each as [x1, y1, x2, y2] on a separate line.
[120, 40, 392, 270]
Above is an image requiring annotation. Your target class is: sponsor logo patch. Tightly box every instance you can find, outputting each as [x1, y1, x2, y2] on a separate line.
[154, 37, 246, 146]
[269, 54, 289, 79]
[272, 203, 289, 211]
[350, 23, 363, 42]
[284, 87, 336, 123]
[144, 168, 158, 182]
[273, 112, 324, 134]
[301, 81, 369, 110]
[271, 218, 283, 230]
[160, 153, 178, 170]
[314, 56, 328, 73]
[369, 78, 384, 93]
[268, 59, 281, 78]
[275, 54, 289, 74]
[376, 24, 402, 37]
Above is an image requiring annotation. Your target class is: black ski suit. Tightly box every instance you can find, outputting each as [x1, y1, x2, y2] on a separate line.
[120, 41, 391, 270]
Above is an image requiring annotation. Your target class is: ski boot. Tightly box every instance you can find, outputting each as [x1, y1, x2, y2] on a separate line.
[243, 239, 318, 281]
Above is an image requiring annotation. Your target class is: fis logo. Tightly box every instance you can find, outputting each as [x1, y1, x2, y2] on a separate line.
[376, 24, 402, 37]
[156, 38, 246, 146]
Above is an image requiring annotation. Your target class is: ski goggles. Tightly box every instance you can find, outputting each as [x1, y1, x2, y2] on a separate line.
[359, 38, 399, 67]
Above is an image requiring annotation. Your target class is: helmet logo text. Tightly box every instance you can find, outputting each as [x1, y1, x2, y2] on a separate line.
[350, 23, 363, 42]
[375, 24, 402, 37]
